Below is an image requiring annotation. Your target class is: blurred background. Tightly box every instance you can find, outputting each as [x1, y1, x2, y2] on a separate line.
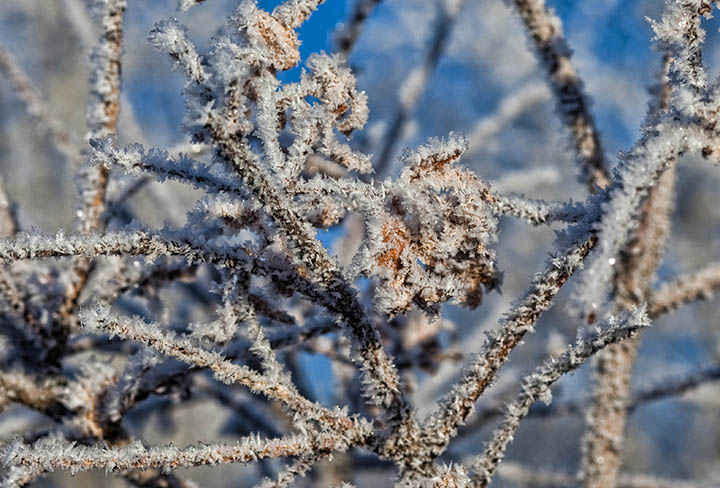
[1, 0, 719, 486]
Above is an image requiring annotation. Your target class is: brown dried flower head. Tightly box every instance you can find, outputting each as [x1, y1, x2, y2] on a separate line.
[372, 133, 500, 317]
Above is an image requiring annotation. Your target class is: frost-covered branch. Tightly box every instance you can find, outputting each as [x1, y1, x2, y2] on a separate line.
[77, 0, 127, 232]
[148, 19, 207, 83]
[650, 0, 713, 94]
[0, 230, 250, 269]
[509, 0, 610, 190]
[59, 0, 128, 356]
[469, 307, 651, 486]
[417, 229, 597, 464]
[626, 362, 720, 410]
[1, 432, 358, 477]
[569, 116, 686, 323]
[1, 0, 718, 484]
[490, 193, 585, 226]
[79, 303, 367, 434]
[457, 360, 720, 430]
[147, 2, 416, 450]
[581, 51, 676, 488]
[649, 262, 720, 317]
[90, 137, 247, 197]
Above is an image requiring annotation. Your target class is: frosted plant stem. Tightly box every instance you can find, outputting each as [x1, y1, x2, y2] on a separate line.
[454, 360, 720, 431]
[581, 55, 675, 488]
[212, 134, 418, 464]
[649, 262, 720, 317]
[145, 12, 413, 449]
[77, 0, 126, 232]
[0, 230, 251, 268]
[79, 303, 369, 434]
[2, 0, 718, 484]
[490, 192, 585, 226]
[168, 0, 417, 448]
[509, 0, 610, 191]
[469, 307, 651, 487]
[416, 230, 597, 466]
[58, 0, 127, 345]
[581, 166, 676, 488]
[1, 431, 362, 478]
[624, 362, 720, 412]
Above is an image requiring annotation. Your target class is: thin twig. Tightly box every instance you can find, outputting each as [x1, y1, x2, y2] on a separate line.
[508, 0, 610, 191]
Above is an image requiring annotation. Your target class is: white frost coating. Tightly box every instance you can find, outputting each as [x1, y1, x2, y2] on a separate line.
[650, 0, 712, 95]
[89, 137, 249, 197]
[491, 193, 586, 225]
[0, 227, 254, 270]
[86, 0, 126, 138]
